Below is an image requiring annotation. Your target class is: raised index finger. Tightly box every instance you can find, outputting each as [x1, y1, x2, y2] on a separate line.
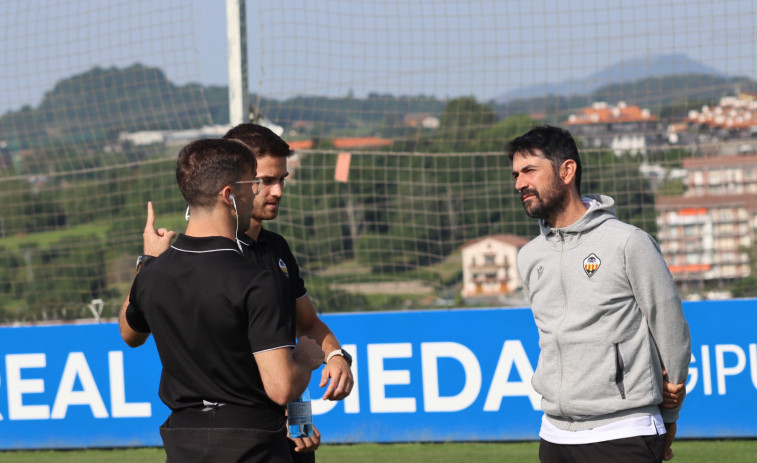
[144, 201, 155, 232]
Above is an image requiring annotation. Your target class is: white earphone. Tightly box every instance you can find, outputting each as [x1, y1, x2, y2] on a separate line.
[228, 194, 243, 254]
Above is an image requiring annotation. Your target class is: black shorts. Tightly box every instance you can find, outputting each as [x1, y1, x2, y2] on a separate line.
[539, 434, 666, 463]
[160, 404, 291, 463]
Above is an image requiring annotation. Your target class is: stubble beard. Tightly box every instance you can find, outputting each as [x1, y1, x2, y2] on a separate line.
[252, 209, 278, 222]
[251, 199, 279, 222]
[521, 179, 569, 224]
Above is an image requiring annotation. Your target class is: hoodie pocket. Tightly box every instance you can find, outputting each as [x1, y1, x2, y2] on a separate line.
[615, 343, 626, 399]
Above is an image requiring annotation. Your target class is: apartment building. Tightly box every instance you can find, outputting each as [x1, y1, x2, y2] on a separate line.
[687, 91, 757, 137]
[564, 101, 663, 156]
[682, 154, 757, 197]
[655, 154, 757, 288]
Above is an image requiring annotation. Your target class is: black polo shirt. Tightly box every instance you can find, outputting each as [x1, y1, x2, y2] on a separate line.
[238, 227, 307, 339]
[126, 234, 294, 413]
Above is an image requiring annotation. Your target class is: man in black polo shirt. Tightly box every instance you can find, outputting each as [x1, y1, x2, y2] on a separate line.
[119, 139, 324, 463]
[222, 124, 353, 401]
[142, 124, 355, 461]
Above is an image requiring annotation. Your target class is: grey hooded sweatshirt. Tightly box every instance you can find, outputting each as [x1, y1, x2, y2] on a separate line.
[518, 194, 691, 431]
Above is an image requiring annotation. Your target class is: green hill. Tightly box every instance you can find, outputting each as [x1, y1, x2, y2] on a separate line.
[0, 64, 210, 149]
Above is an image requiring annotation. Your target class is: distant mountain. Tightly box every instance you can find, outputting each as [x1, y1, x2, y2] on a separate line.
[0, 64, 210, 148]
[498, 54, 727, 102]
[494, 72, 757, 123]
[591, 73, 756, 109]
[0, 64, 447, 150]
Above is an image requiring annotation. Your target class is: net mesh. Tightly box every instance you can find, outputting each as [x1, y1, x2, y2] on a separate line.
[1, 0, 756, 322]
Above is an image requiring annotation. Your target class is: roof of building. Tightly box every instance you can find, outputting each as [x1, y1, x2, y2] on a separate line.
[461, 234, 530, 250]
[565, 102, 658, 125]
[682, 153, 757, 168]
[332, 137, 393, 149]
[656, 193, 757, 212]
[287, 139, 314, 150]
[285, 137, 396, 150]
[686, 93, 757, 128]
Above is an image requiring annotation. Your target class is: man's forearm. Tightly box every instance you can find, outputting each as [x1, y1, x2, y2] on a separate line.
[302, 320, 339, 352]
[290, 357, 316, 397]
[296, 295, 342, 352]
[118, 294, 149, 347]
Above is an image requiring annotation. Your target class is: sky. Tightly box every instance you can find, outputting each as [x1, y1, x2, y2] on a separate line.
[1, 0, 756, 115]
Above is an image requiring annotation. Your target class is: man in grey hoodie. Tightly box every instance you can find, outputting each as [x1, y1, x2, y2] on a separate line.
[507, 126, 690, 462]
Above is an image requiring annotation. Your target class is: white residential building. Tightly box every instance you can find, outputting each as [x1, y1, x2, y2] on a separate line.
[655, 152, 757, 289]
[655, 194, 756, 287]
[682, 154, 757, 197]
[564, 101, 663, 156]
[461, 234, 529, 298]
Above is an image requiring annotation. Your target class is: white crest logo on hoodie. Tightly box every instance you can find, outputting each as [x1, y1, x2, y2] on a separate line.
[583, 253, 601, 278]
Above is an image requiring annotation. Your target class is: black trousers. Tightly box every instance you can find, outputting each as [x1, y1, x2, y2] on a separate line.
[539, 434, 666, 463]
[160, 404, 292, 463]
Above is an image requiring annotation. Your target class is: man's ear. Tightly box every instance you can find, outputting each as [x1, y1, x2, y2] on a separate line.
[560, 160, 577, 186]
[218, 185, 235, 208]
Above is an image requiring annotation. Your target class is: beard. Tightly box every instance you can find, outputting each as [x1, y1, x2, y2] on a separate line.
[520, 177, 569, 223]
[251, 199, 279, 221]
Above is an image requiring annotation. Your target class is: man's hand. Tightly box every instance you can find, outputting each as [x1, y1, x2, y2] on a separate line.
[292, 336, 325, 371]
[661, 369, 685, 409]
[288, 424, 321, 453]
[320, 355, 354, 401]
[143, 201, 175, 256]
[663, 421, 677, 460]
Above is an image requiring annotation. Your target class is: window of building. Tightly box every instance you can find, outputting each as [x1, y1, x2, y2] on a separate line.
[693, 171, 704, 185]
[709, 171, 721, 184]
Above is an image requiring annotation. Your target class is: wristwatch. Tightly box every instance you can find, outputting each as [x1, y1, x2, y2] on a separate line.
[135, 254, 154, 271]
[326, 348, 353, 367]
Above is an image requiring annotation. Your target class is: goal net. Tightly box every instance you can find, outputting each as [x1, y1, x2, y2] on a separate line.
[1, 0, 756, 322]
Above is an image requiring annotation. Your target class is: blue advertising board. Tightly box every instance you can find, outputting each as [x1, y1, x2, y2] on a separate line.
[0, 300, 755, 449]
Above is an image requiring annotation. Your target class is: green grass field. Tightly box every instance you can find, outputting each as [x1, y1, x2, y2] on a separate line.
[1, 440, 755, 463]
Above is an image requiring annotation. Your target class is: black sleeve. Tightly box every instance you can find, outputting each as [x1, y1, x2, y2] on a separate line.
[244, 269, 295, 353]
[279, 236, 307, 299]
[126, 276, 151, 333]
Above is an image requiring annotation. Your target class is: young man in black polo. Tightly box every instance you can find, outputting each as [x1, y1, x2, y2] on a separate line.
[142, 124, 355, 461]
[222, 123, 353, 400]
[119, 138, 324, 463]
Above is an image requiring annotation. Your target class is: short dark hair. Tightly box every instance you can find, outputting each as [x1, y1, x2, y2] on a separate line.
[176, 138, 256, 210]
[505, 125, 582, 194]
[223, 123, 294, 159]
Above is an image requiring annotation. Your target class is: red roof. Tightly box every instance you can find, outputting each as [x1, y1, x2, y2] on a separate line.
[287, 140, 314, 150]
[565, 104, 657, 125]
[656, 193, 757, 212]
[332, 137, 393, 149]
[682, 154, 757, 168]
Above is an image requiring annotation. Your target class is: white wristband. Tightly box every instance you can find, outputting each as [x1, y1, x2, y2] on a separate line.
[326, 349, 344, 363]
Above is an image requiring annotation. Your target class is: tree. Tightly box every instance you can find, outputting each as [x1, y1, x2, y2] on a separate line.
[433, 97, 499, 152]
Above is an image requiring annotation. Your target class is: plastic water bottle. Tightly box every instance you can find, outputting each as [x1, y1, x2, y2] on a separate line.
[287, 387, 313, 438]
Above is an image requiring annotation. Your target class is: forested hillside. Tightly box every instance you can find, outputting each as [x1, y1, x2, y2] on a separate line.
[0, 63, 745, 320]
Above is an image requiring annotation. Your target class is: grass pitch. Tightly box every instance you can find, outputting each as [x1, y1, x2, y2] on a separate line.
[0, 440, 755, 462]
